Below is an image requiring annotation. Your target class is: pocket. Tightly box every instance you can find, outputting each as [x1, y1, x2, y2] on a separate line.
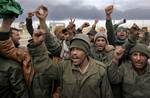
[61, 80, 74, 98]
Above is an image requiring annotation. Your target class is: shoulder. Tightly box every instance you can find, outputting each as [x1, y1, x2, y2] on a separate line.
[90, 58, 107, 74]
[95, 59, 106, 68]
[57, 59, 72, 70]
[105, 45, 115, 53]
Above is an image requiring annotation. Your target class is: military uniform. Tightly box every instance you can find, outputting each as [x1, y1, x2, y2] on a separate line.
[28, 34, 113, 98]
[0, 56, 28, 98]
[108, 60, 150, 98]
[28, 43, 113, 98]
[90, 46, 114, 66]
[108, 43, 150, 98]
[90, 32, 114, 66]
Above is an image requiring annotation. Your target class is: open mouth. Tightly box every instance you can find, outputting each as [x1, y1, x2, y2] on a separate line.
[71, 58, 80, 61]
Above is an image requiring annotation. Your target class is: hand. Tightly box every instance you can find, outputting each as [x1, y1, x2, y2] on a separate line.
[27, 12, 35, 18]
[32, 29, 45, 45]
[69, 17, 75, 24]
[0, 17, 16, 32]
[68, 17, 76, 29]
[130, 23, 140, 37]
[105, 5, 113, 15]
[81, 22, 90, 29]
[35, 5, 48, 20]
[113, 46, 125, 62]
[69, 17, 76, 26]
[92, 18, 99, 28]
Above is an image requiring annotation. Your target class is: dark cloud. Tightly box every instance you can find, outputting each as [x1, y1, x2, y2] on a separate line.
[48, 5, 104, 20]
[15, 1, 150, 22]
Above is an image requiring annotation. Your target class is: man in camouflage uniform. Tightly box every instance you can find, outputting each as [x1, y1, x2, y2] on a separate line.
[108, 43, 150, 98]
[105, 5, 128, 46]
[90, 32, 114, 66]
[28, 34, 113, 98]
[0, 0, 28, 97]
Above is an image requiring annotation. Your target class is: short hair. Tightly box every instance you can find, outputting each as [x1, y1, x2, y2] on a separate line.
[10, 27, 21, 35]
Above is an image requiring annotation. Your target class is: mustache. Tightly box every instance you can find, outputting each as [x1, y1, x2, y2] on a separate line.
[71, 55, 79, 59]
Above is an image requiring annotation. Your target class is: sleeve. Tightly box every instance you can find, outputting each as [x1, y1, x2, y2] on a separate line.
[122, 30, 137, 60]
[106, 19, 116, 46]
[107, 62, 124, 84]
[101, 71, 113, 98]
[44, 25, 62, 56]
[28, 42, 61, 79]
[26, 18, 34, 36]
[0, 38, 24, 62]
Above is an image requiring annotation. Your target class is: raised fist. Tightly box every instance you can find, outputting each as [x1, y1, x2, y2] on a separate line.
[32, 29, 45, 45]
[35, 5, 48, 20]
[130, 23, 140, 37]
[27, 12, 35, 18]
[105, 5, 114, 15]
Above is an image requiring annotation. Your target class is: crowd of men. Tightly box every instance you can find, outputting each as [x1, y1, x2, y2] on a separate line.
[0, 0, 150, 98]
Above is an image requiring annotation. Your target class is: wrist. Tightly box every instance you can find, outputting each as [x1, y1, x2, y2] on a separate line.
[112, 58, 119, 64]
[39, 19, 46, 22]
[27, 16, 32, 19]
[106, 15, 111, 20]
[32, 41, 42, 47]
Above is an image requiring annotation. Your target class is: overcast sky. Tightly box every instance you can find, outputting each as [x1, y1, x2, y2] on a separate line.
[16, 0, 150, 21]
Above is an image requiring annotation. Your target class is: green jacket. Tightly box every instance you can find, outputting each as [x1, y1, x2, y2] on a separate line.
[106, 19, 126, 46]
[0, 56, 28, 98]
[28, 43, 113, 98]
[106, 19, 116, 46]
[108, 60, 150, 98]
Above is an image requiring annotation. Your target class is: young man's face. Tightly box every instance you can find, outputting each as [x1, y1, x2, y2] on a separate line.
[59, 30, 70, 40]
[116, 31, 127, 40]
[70, 47, 87, 66]
[138, 30, 145, 39]
[95, 37, 107, 51]
[11, 30, 21, 47]
[88, 35, 94, 42]
[130, 52, 148, 69]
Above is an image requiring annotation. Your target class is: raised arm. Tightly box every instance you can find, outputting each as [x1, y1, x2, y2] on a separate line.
[26, 12, 34, 36]
[35, 5, 62, 56]
[0, 17, 34, 87]
[107, 46, 125, 84]
[105, 5, 115, 45]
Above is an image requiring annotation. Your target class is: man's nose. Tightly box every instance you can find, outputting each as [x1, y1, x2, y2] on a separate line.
[136, 55, 141, 60]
